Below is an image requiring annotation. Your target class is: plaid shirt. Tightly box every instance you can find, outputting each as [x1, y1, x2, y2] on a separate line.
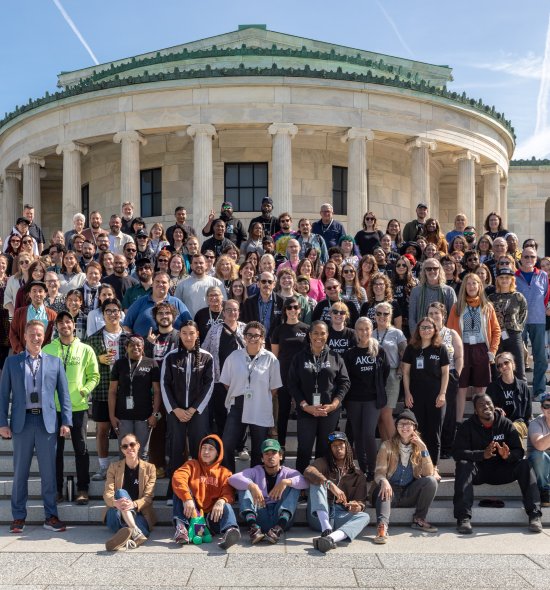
[84, 328, 129, 402]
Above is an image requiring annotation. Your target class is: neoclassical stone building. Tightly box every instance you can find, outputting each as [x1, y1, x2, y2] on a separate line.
[0, 25, 548, 248]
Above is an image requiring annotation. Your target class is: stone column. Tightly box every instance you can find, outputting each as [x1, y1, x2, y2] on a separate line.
[113, 131, 147, 212]
[1, 170, 20, 237]
[481, 164, 503, 218]
[187, 124, 217, 229]
[56, 141, 89, 232]
[500, 177, 508, 228]
[452, 150, 480, 228]
[342, 127, 374, 234]
[406, 137, 437, 213]
[18, 155, 45, 225]
[268, 123, 298, 216]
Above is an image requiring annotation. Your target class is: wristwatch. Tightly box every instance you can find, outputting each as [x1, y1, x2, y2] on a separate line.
[152, 412, 162, 420]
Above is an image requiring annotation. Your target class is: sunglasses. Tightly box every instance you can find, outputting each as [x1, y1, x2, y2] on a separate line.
[365, 217, 375, 221]
[121, 441, 137, 450]
[158, 258, 169, 263]
[331, 310, 346, 315]
[204, 255, 216, 259]
[260, 279, 274, 285]
[325, 285, 339, 291]
[125, 249, 137, 253]
[376, 312, 390, 316]
[542, 403, 550, 410]
[22, 240, 33, 244]
[287, 304, 300, 310]
[342, 269, 355, 274]
[395, 263, 407, 268]
[497, 360, 511, 368]
[425, 267, 439, 272]
[419, 325, 434, 331]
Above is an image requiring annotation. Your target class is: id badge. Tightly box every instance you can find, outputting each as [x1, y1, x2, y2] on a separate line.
[501, 330, 509, 341]
[244, 388, 253, 399]
[312, 393, 321, 406]
[126, 396, 135, 410]
[30, 392, 39, 404]
[468, 336, 476, 345]
[416, 357, 424, 370]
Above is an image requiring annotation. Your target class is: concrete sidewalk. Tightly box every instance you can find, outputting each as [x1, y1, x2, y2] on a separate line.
[0, 525, 549, 588]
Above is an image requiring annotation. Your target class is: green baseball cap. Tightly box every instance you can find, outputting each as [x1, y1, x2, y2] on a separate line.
[261, 439, 282, 453]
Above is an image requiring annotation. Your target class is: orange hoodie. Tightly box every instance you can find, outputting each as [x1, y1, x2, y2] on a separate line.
[171, 434, 235, 514]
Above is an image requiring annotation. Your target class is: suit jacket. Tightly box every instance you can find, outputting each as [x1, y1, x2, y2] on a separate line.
[103, 459, 157, 528]
[0, 351, 72, 434]
[241, 293, 284, 345]
[9, 306, 57, 354]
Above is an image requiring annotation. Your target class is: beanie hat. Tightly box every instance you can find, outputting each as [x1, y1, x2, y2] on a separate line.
[395, 409, 418, 427]
[201, 437, 221, 455]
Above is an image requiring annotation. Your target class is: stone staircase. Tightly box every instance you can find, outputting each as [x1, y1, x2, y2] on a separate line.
[0, 399, 546, 528]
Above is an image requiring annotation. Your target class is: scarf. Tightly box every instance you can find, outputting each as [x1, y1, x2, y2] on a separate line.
[465, 295, 481, 307]
[398, 441, 413, 467]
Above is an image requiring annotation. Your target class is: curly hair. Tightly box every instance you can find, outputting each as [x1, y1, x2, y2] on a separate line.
[366, 272, 393, 302]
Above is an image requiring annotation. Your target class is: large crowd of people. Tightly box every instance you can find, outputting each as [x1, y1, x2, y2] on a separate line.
[0, 198, 549, 551]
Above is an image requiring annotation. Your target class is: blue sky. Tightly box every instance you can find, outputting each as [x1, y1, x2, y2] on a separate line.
[1, 0, 549, 158]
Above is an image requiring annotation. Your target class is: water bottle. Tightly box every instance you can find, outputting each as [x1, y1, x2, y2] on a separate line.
[66, 475, 74, 502]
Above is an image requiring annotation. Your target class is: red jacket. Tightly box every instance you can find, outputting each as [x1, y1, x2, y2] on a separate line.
[9, 306, 57, 353]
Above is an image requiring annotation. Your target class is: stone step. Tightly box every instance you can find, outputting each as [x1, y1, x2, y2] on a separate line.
[0, 499, 546, 527]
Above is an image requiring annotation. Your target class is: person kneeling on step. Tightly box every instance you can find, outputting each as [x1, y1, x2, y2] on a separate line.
[103, 433, 157, 551]
[527, 392, 550, 507]
[229, 439, 308, 544]
[453, 393, 542, 535]
[304, 431, 370, 553]
[372, 410, 439, 544]
[172, 434, 240, 550]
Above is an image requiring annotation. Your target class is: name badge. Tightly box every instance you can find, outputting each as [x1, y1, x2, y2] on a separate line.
[126, 396, 135, 410]
[244, 388, 253, 399]
[468, 336, 476, 345]
[416, 357, 424, 370]
[501, 330, 509, 341]
[312, 393, 321, 406]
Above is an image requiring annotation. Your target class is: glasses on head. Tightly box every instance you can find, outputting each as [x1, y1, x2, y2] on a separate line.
[287, 304, 300, 310]
[425, 267, 439, 272]
[245, 333, 262, 341]
[342, 269, 355, 274]
[331, 310, 346, 315]
[104, 309, 121, 315]
[260, 279, 274, 285]
[121, 441, 137, 450]
[376, 312, 390, 316]
[419, 325, 434, 331]
[497, 360, 511, 368]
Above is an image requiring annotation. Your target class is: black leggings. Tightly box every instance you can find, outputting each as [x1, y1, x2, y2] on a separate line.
[412, 392, 445, 466]
[296, 407, 341, 474]
[345, 400, 380, 477]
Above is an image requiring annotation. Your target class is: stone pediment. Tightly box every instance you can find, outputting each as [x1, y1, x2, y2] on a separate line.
[57, 24, 452, 90]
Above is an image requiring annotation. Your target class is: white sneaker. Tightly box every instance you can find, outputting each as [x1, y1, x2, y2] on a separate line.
[238, 448, 250, 461]
[91, 466, 108, 481]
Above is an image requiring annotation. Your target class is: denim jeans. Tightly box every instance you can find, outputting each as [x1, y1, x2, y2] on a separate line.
[105, 488, 150, 536]
[307, 483, 369, 541]
[172, 495, 238, 534]
[238, 487, 300, 532]
[525, 324, 548, 396]
[529, 450, 550, 491]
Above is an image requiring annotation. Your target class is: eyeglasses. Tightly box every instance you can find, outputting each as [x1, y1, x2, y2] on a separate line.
[225, 308, 239, 313]
[331, 310, 346, 315]
[245, 333, 262, 340]
[19, 260, 30, 265]
[373, 283, 385, 287]
[104, 309, 121, 315]
[376, 312, 390, 316]
[342, 269, 355, 274]
[287, 304, 300, 310]
[397, 421, 415, 428]
[523, 255, 536, 259]
[121, 442, 137, 450]
[497, 360, 511, 368]
[419, 325, 434, 331]
[425, 267, 439, 272]
[498, 260, 511, 265]
[260, 279, 274, 285]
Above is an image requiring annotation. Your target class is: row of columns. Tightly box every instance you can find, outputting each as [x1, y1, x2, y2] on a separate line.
[1, 125, 508, 236]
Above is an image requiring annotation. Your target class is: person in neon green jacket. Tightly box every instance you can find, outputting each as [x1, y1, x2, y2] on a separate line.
[43, 310, 100, 505]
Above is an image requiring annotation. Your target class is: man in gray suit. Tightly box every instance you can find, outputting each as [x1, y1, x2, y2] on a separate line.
[0, 320, 72, 533]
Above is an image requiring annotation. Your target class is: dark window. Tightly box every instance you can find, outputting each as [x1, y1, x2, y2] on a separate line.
[332, 166, 348, 215]
[140, 168, 162, 217]
[81, 184, 89, 226]
[224, 163, 268, 212]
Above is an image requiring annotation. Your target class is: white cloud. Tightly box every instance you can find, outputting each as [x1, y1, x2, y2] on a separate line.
[470, 53, 543, 79]
[514, 127, 550, 159]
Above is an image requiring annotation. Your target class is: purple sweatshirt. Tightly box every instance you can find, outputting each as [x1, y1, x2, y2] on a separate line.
[229, 465, 309, 504]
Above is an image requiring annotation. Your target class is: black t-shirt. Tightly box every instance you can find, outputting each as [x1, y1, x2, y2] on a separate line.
[219, 324, 244, 369]
[402, 344, 449, 398]
[144, 329, 179, 369]
[265, 469, 279, 494]
[194, 307, 223, 344]
[102, 274, 138, 302]
[123, 464, 140, 501]
[354, 230, 384, 256]
[359, 299, 402, 324]
[111, 357, 160, 420]
[271, 321, 309, 377]
[343, 346, 382, 402]
[327, 326, 357, 356]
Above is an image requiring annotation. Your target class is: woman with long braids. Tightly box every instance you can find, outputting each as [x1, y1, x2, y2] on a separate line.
[343, 317, 389, 481]
[161, 321, 214, 481]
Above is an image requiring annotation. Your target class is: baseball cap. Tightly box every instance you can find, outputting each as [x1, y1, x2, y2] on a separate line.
[261, 439, 281, 453]
[416, 203, 428, 209]
[497, 267, 514, 277]
[262, 197, 273, 205]
[328, 431, 347, 443]
[222, 201, 233, 209]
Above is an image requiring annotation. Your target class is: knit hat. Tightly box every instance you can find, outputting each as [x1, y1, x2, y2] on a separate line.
[201, 437, 221, 455]
[395, 409, 418, 427]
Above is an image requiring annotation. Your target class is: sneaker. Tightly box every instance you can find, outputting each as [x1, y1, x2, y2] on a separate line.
[218, 527, 241, 550]
[457, 519, 473, 534]
[529, 515, 543, 533]
[248, 524, 265, 544]
[411, 518, 438, 533]
[43, 516, 66, 532]
[237, 448, 250, 461]
[373, 523, 388, 544]
[106, 528, 134, 551]
[75, 491, 89, 505]
[315, 535, 337, 553]
[174, 522, 189, 544]
[9, 519, 25, 534]
[131, 527, 147, 546]
[91, 466, 108, 481]
[541, 490, 550, 507]
[265, 524, 284, 544]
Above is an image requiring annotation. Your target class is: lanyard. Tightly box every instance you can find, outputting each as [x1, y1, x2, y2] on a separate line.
[312, 351, 324, 392]
[60, 342, 73, 370]
[246, 353, 261, 387]
[374, 328, 388, 346]
[128, 357, 142, 397]
[321, 220, 333, 234]
[27, 356, 41, 390]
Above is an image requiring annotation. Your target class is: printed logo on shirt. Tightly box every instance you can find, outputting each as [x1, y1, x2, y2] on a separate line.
[429, 355, 440, 361]
[304, 360, 331, 370]
[329, 338, 350, 349]
[492, 434, 505, 441]
[295, 332, 307, 338]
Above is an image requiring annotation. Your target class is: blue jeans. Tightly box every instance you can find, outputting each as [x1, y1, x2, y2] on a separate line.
[172, 495, 238, 534]
[529, 450, 550, 491]
[525, 324, 547, 396]
[238, 487, 300, 532]
[307, 484, 369, 541]
[105, 489, 150, 536]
